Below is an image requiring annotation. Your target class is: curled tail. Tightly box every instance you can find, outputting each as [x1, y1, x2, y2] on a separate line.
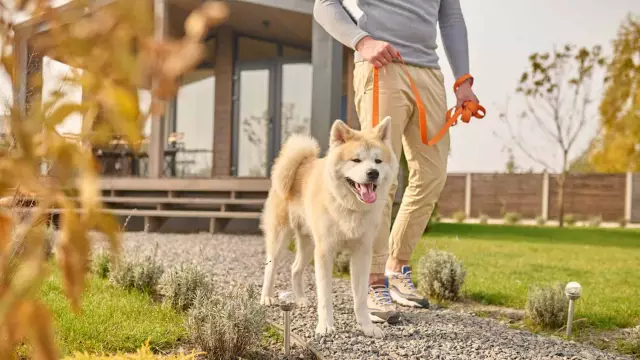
[270, 134, 320, 198]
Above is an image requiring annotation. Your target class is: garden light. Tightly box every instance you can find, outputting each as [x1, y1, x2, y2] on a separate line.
[278, 291, 296, 356]
[564, 282, 582, 338]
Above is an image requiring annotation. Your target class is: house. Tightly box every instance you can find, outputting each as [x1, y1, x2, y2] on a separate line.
[11, 0, 373, 233]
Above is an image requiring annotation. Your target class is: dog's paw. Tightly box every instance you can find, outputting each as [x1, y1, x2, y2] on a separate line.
[361, 324, 384, 339]
[315, 323, 335, 336]
[260, 295, 277, 306]
[295, 297, 312, 307]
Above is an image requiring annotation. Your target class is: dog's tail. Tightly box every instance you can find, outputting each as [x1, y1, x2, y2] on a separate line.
[271, 134, 320, 199]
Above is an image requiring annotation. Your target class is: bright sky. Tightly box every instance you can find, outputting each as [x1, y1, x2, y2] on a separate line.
[2, 0, 639, 174]
[438, 0, 640, 173]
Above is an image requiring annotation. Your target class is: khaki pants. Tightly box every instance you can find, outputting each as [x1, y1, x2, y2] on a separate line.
[353, 61, 450, 274]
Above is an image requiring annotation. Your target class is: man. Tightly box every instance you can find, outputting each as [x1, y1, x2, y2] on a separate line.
[313, 0, 478, 323]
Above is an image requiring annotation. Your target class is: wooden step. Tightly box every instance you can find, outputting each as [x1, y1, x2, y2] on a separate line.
[100, 196, 265, 206]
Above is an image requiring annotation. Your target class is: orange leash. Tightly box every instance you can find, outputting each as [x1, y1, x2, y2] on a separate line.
[371, 58, 486, 146]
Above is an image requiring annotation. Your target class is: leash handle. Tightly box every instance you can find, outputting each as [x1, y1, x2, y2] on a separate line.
[371, 62, 486, 146]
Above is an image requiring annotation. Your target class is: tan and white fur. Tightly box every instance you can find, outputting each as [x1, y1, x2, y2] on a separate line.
[259, 116, 397, 339]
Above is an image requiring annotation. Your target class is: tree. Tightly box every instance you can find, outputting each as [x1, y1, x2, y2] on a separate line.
[504, 147, 520, 174]
[589, 15, 640, 172]
[500, 44, 606, 227]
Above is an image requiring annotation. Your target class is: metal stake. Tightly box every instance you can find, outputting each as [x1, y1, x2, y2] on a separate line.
[564, 282, 582, 338]
[283, 310, 291, 356]
[278, 291, 296, 356]
[566, 298, 576, 338]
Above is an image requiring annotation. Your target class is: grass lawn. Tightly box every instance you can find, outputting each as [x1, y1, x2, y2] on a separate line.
[35, 268, 186, 356]
[411, 223, 640, 330]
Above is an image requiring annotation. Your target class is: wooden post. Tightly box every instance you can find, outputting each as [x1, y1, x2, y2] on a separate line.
[542, 171, 550, 220]
[464, 173, 472, 218]
[625, 171, 633, 222]
[25, 43, 43, 118]
[12, 31, 28, 117]
[147, 0, 168, 178]
[212, 26, 234, 176]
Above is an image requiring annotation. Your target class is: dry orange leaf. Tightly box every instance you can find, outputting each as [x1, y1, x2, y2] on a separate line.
[0, 210, 12, 255]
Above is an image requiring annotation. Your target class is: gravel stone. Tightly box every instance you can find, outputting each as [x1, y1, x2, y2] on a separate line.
[95, 232, 633, 360]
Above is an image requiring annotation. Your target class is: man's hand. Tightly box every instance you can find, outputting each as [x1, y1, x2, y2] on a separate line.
[455, 79, 479, 109]
[355, 36, 400, 68]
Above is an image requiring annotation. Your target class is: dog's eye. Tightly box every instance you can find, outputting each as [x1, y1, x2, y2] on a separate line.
[375, 159, 382, 164]
[351, 159, 361, 163]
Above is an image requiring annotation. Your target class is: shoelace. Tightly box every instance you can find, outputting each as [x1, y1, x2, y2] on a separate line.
[370, 285, 392, 305]
[401, 270, 416, 290]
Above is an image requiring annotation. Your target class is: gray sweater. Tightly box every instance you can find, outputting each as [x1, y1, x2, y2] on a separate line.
[313, 0, 469, 79]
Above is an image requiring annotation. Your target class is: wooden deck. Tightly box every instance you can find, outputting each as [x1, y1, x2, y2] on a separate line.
[95, 177, 270, 233]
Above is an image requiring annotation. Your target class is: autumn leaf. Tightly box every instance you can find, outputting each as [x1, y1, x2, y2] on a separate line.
[45, 102, 88, 129]
[55, 200, 89, 312]
[0, 210, 12, 256]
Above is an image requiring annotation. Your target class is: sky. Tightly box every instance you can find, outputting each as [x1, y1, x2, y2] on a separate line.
[2, 0, 639, 174]
[436, 0, 640, 173]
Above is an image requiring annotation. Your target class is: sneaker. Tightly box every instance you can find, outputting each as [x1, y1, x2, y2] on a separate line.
[367, 279, 401, 324]
[387, 265, 430, 308]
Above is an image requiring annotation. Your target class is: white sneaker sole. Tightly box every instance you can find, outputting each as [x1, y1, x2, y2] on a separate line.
[390, 289, 423, 308]
[369, 313, 387, 323]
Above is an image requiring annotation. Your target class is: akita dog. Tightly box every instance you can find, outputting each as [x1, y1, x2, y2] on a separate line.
[259, 116, 397, 339]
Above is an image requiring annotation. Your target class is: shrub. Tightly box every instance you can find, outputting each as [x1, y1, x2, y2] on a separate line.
[524, 283, 568, 329]
[535, 216, 546, 226]
[92, 250, 112, 279]
[333, 251, 350, 274]
[159, 263, 209, 312]
[587, 215, 602, 228]
[564, 214, 577, 226]
[504, 212, 521, 226]
[186, 284, 266, 360]
[478, 214, 489, 224]
[617, 327, 640, 356]
[416, 249, 467, 301]
[109, 255, 164, 295]
[452, 211, 466, 224]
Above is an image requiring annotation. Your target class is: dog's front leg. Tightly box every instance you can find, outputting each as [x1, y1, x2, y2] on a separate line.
[313, 244, 335, 335]
[350, 245, 384, 339]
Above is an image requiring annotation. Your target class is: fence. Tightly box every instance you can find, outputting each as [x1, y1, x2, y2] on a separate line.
[431, 172, 639, 223]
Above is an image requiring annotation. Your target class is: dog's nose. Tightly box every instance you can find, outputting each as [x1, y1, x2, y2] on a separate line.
[366, 169, 379, 181]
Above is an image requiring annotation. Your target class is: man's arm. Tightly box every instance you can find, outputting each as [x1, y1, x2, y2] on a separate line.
[313, 0, 399, 68]
[312, 0, 369, 49]
[438, 0, 470, 80]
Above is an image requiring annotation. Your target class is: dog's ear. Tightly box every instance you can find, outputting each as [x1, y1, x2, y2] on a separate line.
[330, 119, 354, 147]
[374, 116, 392, 144]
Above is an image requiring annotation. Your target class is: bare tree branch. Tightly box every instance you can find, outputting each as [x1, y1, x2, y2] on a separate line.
[525, 98, 559, 142]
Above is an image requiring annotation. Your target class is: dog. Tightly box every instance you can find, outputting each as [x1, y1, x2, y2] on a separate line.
[259, 116, 397, 339]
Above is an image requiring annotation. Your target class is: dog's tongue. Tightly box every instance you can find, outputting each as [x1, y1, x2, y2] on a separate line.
[356, 183, 376, 203]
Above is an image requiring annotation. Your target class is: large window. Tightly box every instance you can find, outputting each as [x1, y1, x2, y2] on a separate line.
[233, 36, 312, 177]
[42, 57, 83, 136]
[172, 71, 215, 177]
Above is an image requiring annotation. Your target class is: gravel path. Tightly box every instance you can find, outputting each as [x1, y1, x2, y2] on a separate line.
[100, 232, 632, 360]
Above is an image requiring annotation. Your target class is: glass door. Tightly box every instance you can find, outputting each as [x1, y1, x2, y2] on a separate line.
[233, 62, 275, 177]
[277, 61, 313, 149]
[232, 52, 312, 177]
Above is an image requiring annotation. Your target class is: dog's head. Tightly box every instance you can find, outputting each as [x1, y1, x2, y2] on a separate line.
[326, 116, 397, 207]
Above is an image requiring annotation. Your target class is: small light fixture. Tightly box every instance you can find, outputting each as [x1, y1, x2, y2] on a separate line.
[278, 291, 296, 356]
[564, 282, 582, 338]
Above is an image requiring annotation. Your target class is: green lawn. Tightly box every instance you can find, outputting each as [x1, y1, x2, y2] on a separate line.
[38, 269, 186, 356]
[411, 223, 640, 330]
